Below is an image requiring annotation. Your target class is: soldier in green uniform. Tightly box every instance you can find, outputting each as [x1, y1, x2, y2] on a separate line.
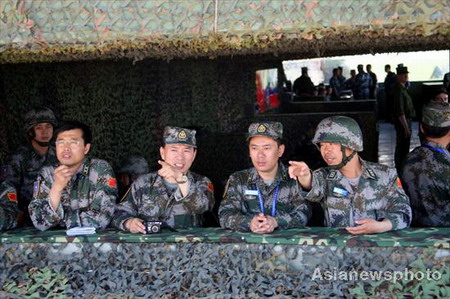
[112, 126, 214, 233]
[29, 121, 117, 231]
[219, 122, 312, 233]
[392, 65, 416, 173]
[289, 116, 411, 234]
[0, 182, 20, 231]
[0, 107, 58, 226]
[401, 102, 450, 227]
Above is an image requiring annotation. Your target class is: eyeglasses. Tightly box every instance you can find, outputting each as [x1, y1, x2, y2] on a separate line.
[55, 140, 81, 147]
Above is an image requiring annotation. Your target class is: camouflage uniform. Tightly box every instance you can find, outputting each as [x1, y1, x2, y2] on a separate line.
[401, 103, 450, 226]
[29, 158, 117, 231]
[0, 107, 58, 225]
[306, 116, 411, 230]
[219, 121, 312, 231]
[219, 163, 312, 231]
[113, 171, 214, 229]
[0, 182, 19, 231]
[113, 126, 214, 230]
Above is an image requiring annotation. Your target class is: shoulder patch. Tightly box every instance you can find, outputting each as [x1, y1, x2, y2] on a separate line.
[396, 178, 403, 188]
[7, 192, 17, 202]
[108, 178, 117, 188]
[207, 182, 214, 193]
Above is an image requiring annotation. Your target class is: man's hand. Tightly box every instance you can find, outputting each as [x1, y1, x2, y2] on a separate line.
[124, 218, 146, 234]
[157, 160, 183, 183]
[288, 161, 312, 190]
[345, 218, 392, 235]
[53, 165, 73, 191]
[250, 213, 278, 234]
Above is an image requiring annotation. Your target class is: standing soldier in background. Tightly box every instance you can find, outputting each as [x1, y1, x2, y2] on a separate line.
[401, 102, 450, 227]
[113, 126, 214, 233]
[115, 155, 149, 202]
[0, 107, 58, 226]
[289, 116, 411, 234]
[219, 122, 311, 233]
[366, 64, 378, 99]
[29, 121, 117, 231]
[392, 65, 415, 174]
[0, 182, 20, 231]
[354, 64, 372, 100]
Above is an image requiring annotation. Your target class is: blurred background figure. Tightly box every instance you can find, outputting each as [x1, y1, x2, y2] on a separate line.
[116, 155, 149, 201]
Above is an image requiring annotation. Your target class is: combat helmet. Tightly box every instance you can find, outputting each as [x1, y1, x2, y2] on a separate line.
[23, 107, 58, 132]
[312, 116, 363, 152]
[116, 155, 149, 176]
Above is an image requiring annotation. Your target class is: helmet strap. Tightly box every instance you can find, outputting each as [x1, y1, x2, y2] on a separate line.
[33, 138, 50, 147]
[328, 145, 356, 169]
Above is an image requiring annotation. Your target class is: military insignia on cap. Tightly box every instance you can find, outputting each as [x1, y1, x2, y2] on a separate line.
[257, 124, 266, 133]
[178, 130, 187, 140]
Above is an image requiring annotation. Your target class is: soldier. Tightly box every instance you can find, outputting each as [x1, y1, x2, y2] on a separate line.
[366, 64, 378, 99]
[289, 116, 411, 234]
[219, 122, 311, 233]
[113, 126, 214, 233]
[0, 107, 58, 226]
[0, 182, 20, 231]
[293, 67, 316, 98]
[115, 155, 149, 201]
[29, 121, 117, 231]
[354, 64, 372, 100]
[392, 65, 415, 174]
[401, 102, 450, 227]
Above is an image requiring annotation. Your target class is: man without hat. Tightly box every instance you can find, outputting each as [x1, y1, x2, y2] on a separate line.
[289, 116, 411, 234]
[0, 107, 58, 226]
[29, 121, 117, 231]
[113, 126, 214, 233]
[401, 102, 450, 227]
[219, 122, 311, 233]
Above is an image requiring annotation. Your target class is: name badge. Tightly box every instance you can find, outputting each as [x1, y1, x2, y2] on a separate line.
[332, 187, 349, 198]
[245, 190, 258, 196]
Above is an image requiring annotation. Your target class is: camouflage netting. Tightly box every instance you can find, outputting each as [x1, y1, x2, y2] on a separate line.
[0, 0, 449, 63]
[0, 228, 449, 297]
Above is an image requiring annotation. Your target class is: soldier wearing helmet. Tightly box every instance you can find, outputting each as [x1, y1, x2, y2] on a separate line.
[219, 122, 311, 233]
[289, 116, 411, 234]
[0, 107, 58, 226]
[115, 155, 149, 201]
[401, 102, 450, 227]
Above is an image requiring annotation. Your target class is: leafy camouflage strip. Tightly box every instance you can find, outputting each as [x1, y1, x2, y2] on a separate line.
[0, 227, 449, 248]
[0, 242, 448, 297]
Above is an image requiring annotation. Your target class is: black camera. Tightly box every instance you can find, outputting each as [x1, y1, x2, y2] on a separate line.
[144, 221, 162, 234]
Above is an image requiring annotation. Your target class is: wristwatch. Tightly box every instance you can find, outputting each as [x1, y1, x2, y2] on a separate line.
[176, 175, 188, 184]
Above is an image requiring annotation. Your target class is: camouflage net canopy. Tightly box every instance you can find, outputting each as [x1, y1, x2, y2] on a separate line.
[0, 0, 449, 63]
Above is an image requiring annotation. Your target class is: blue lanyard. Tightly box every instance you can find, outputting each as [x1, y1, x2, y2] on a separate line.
[422, 144, 450, 158]
[257, 183, 280, 217]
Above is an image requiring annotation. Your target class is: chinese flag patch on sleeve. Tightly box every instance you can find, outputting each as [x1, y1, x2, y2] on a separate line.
[207, 182, 214, 192]
[108, 178, 117, 188]
[7, 192, 17, 202]
[396, 178, 403, 188]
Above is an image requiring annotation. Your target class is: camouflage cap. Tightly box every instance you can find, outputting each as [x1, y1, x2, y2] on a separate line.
[163, 126, 197, 147]
[312, 116, 363, 151]
[116, 155, 149, 175]
[422, 102, 450, 127]
[24, 107, 57, 132]
[247, 122, 283, 140]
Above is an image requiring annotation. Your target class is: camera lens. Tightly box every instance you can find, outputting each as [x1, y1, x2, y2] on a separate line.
[151, 225, 159, 233]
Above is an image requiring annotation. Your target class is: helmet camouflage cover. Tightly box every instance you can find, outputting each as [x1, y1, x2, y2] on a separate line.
[24, 107, 58, 132]
[117, 155, 149, 175]
[312, 116, 363, 152]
